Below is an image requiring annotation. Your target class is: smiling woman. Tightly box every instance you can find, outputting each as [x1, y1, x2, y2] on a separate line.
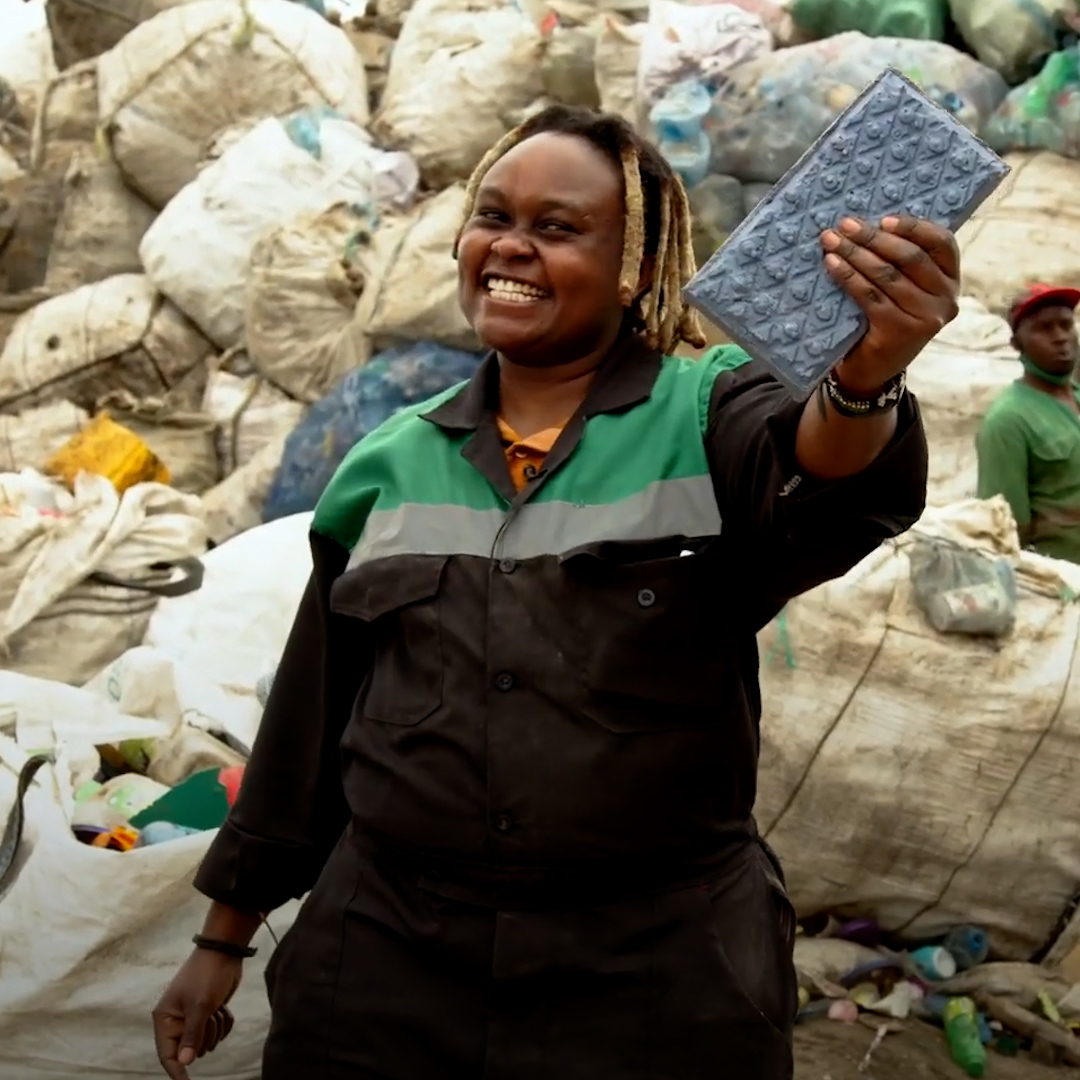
[154, 105, 958, 1080]
[455, 107, 704, 364]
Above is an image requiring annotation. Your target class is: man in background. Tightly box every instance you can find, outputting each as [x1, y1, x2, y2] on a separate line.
[977, 284, 1080, 563]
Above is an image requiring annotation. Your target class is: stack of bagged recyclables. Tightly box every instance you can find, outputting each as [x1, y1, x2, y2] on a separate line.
[1, 0, 1080, 1076]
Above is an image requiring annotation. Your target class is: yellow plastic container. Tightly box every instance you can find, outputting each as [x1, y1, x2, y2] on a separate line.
[44, 412, 171, 494]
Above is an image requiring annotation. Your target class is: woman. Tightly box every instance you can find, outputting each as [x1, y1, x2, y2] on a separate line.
[153, 105, 954, 1079]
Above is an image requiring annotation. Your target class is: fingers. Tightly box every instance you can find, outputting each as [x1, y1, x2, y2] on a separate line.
[822, 250, 923, 326]
[178, 1009, 205, 1066]
[153, 1004, 234, 1078]
[821, 217, 959, 329]
[879, 214, 961, 279]
[826, 217, 955, 297]
[151, 1007, 190, 1080]
[204, 1007, 234, 1054]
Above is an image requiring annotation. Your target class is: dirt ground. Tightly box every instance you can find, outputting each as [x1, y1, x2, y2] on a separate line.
[795, 1017, 1080, 1080]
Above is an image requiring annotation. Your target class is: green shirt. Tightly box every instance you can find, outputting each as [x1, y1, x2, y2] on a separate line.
[976, 379, 1080, 563]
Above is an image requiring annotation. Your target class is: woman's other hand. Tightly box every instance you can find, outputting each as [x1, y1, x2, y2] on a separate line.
[152, 948, 242, 1078]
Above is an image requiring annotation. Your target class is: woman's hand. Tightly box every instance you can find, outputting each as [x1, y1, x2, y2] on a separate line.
[821, 215, 961, 394]
[152, 948, 242, 1078]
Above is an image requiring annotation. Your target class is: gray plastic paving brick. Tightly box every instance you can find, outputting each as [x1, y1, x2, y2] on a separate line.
[683, 68, 1010, 398]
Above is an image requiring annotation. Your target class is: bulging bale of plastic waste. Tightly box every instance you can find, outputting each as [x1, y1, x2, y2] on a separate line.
[244, 201, 374, 403]
[202, 369, 306, 474]
[948, 0, 1075, 85]
[197, 432, 294, 544]
[637, 0, 772, 108]
[352, 183, 481, 351]
[43, 148, 157, 292]
[263, 342, 483, 521]
[0, 655, 302, 1079]
[956, 151, 1080, 317]
[0, 58, 97, 293]
[144, 511, 315, 695]
[594, 16, 645, 124]
[0, 274, 211, 414]
[705, 32, 1007, 183]
[0, 400, 87, 473]
[45, 0, 205, 71]
[96, 0, 370, 208]
[45, 0, 331, 72]
[540, 14, 603, 110]
[139, 113, 412, 351]
[755, 496, 1080, 958]
[372, 0, 545, 187]
[0, 469, 207, 684]
[983, 46, 1080, 159]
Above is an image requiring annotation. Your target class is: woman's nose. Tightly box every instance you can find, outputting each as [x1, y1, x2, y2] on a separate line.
[490, 230, 534, 259]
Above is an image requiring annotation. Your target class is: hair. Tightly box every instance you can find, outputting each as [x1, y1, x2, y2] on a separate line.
[454, 105, 706, 355]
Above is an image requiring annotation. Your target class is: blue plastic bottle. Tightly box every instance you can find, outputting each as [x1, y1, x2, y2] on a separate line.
[651, 80, 713, 190]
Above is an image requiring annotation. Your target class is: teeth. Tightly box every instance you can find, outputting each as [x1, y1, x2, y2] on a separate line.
[487, 278, 546, 301]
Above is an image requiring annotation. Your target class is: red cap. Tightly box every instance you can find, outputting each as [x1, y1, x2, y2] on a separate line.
[1008, 284, 1080, 329]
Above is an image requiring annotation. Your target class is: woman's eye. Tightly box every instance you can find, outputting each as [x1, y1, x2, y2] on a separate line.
[540, 221, 575, 233]
[475, 209, 505, 222]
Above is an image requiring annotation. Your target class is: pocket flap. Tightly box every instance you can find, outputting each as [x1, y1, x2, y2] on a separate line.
[330, 554, 448, 621]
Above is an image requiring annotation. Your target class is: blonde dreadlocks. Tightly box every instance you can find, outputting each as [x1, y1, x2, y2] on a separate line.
[454, 106, 706, 355]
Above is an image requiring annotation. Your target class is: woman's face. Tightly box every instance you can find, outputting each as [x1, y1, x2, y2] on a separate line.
[457, 131, 628, 367]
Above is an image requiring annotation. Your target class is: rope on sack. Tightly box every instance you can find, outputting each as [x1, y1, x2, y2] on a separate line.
[0, 754, 52, 897]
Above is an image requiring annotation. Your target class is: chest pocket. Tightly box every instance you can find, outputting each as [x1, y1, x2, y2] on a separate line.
[560, 536, 736, 733]
[1031, 431, 1079, 467]
[330, 555, 447, 725]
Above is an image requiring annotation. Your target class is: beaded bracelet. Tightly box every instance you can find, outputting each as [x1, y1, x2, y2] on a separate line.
[824, 369, 906, 418]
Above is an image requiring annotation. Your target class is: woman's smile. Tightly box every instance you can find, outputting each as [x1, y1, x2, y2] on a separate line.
[482, 276, 551, 305]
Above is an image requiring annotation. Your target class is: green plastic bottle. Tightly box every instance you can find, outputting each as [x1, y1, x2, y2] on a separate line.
[943, 997, 986, 1078]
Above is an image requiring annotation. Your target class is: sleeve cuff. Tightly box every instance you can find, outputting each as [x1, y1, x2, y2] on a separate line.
[774, 390, 929, 520]
[193, 818, 325, 913]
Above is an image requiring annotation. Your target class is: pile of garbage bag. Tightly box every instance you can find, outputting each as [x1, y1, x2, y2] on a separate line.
[0, 0, 1077, 587]
[2, 0, 1080, 1075]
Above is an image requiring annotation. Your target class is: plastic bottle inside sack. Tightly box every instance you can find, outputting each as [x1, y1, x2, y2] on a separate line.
[651, 80, 713, 189]
[944, 997, 987, 1077]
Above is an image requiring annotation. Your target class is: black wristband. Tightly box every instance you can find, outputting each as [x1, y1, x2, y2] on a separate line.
[192, 934, 257, 959]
